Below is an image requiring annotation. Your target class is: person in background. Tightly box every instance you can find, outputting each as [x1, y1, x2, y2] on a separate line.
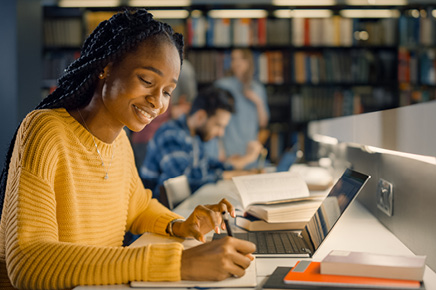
[0, 10, 255, 290]
[169, 58, 197, 119]
[140, 86, 262, 199]
[129, 59, 197, 168]
[206, 48, 270, 168]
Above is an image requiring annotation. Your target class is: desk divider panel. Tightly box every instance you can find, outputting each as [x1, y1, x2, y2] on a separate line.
[316, 143, 436, 272]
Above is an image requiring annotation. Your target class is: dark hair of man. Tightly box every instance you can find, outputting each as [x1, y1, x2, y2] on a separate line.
[189, 86, 235, 118]
[0, 9, 184, 217]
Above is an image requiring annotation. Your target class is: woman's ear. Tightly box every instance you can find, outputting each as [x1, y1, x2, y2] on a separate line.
[100, 63, 113, 79]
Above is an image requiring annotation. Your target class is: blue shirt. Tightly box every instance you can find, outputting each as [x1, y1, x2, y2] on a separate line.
[210, 77, 269, 158]
[140, 115, 232, 198]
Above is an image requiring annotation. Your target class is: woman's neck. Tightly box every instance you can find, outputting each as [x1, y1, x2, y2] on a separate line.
[69, 107, 121, 144]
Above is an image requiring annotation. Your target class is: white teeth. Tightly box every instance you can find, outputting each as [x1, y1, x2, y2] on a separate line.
[134, 105, 152, 119]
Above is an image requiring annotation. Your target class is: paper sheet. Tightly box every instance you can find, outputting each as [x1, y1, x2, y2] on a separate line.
[232, 171, 310, 209]
[130, 259, 257, 288]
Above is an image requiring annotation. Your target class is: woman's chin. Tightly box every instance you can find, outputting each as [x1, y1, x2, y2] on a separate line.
[128, 123, 149, 133]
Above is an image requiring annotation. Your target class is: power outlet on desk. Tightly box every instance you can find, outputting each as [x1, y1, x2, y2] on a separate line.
[377, 178, 393, 216]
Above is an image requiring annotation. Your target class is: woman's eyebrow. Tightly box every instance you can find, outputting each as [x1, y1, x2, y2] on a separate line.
[142, 66, 178, 84]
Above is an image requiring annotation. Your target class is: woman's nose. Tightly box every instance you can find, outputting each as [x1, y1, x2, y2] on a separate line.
[146, 89, 163, 109]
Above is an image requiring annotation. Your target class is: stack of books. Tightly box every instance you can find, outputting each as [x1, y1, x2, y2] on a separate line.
[232, 171, 327, 232]
[263, 250, 426, 289]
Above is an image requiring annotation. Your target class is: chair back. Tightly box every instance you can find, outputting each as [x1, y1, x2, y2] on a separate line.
[162, 175, 191, 209]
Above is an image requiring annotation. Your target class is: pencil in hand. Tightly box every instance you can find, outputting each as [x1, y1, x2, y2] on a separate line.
[221, 211, 233, 237]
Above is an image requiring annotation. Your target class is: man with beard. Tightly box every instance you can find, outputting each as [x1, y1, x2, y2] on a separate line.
[140, 86, 262, 200]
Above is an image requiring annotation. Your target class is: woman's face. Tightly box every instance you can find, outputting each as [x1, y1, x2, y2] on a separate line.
[100, 37, 181, 132]
[230, 49, 250, 80]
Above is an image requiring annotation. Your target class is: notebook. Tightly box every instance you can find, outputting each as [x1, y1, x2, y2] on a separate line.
[283, 260, 423, 289]
[213, 168, 370, 258]
[130, 258, 257, 288]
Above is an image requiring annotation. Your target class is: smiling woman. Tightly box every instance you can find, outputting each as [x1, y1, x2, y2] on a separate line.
[73, 35, 181, 141]
[0, 9, 255, 290]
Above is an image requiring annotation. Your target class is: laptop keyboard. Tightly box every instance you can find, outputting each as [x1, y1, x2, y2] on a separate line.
[214, 231, 308, 255]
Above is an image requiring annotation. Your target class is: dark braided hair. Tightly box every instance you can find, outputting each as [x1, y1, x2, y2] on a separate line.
[0, 9, 184, 217]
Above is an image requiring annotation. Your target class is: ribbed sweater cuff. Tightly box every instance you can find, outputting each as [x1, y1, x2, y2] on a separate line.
[145, 243, 183, 281]
[154, 212, 184, 236]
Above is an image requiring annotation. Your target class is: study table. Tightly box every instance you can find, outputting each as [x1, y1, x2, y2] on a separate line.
[75, 180, 436, 289]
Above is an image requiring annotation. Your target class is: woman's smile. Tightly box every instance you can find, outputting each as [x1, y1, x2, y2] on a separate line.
[133, 104, 157, 124]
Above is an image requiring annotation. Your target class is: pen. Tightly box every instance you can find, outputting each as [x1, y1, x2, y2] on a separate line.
[221, 211, 233, 237]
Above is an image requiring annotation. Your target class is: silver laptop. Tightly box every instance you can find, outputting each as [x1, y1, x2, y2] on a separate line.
[213, 168, 370, 258]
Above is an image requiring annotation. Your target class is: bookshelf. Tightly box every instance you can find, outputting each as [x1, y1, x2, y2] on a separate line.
[41, 4, 436, 159]
[42, 7, 83, 98]
[183, 14, 401, 139]
[397, 10, 436, 106]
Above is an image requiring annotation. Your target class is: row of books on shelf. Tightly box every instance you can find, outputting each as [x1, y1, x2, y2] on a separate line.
[188, 15, 436, 48]
[44, 11, 117, 47]
[399, 15, 436, 47]
[43, 18, 83, 47]
[43, 12, 436, 49]
[43, 51, 80, 81]
[290, 86, 394, 123]
[188, 50, 289, 84]
[398, 47, 436, 85]
[293, 17, 397, 48]
[188, 49, 396, 85]
[292, 49, 396, 85]
[399, 85, 436, 106]
[186, 16, 398, 48]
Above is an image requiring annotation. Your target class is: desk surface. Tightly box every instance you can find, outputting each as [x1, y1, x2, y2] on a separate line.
[75, 180, 436, 290]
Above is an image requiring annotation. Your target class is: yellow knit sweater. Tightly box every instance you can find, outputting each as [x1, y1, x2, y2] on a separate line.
[0, 108, 184, 290]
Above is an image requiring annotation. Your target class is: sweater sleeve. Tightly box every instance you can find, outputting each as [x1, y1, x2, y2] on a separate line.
[126, 167, 184, 236]
[2, 111, 185, 289]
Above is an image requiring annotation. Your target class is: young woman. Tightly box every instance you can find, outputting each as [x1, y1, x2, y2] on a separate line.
[0, 10, 255, 290]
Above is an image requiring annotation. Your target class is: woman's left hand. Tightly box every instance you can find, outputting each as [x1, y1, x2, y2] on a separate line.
[172, 198, 235, 242]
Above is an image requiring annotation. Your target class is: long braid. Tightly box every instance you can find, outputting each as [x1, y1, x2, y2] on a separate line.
[0, 9, 184, 217]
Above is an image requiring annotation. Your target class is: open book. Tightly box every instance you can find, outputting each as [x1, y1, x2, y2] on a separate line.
[232, 172, 324, 223]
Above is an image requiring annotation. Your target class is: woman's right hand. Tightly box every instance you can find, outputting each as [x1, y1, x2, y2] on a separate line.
[180, 236, 256, 281]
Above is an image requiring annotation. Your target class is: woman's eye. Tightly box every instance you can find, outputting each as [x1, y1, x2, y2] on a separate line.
[139, 76, 152, 85]
[164, 91, 172, 97]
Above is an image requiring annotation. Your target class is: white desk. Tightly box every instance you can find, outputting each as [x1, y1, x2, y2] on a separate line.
[75, 180, 436, 289]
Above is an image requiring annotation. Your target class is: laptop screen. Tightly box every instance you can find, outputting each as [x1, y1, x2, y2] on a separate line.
[301, 168, 370, 254]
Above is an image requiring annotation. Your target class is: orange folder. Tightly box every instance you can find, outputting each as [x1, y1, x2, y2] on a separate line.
[283, 261, 422, 289]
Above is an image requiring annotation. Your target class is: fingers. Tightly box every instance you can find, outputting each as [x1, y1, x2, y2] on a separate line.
[194, 232, 206, 243]
[232, 236, 257, 255]
[219, 237, 256, 278]
[246, 253, 255, 261]
[187, 204, 222, 238]
[181, 237, 255, 281]
[199, 204, 221, 230]
[185, 199, 237, 241]
[228, 258, 249, 278]
[216, 198, 236, 218]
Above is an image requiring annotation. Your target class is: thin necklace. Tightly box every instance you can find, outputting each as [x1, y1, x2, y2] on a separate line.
[78, 109, 115, 180]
